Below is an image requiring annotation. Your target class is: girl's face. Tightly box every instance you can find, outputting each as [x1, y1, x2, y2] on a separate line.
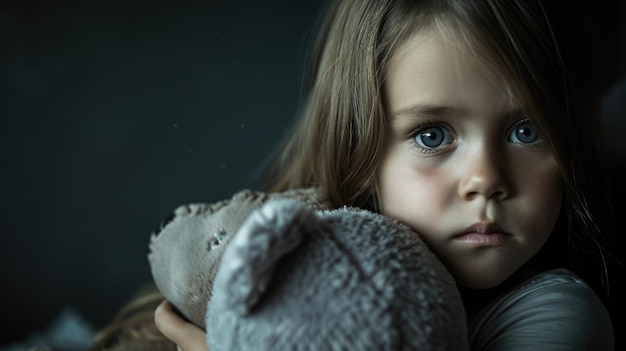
[377, 27, 563, 289]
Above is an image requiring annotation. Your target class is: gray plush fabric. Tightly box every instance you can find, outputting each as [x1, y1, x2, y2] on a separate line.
[206, 200, 468, 351]
[149, 189, 468, 349]
[148, 188, 330, 329]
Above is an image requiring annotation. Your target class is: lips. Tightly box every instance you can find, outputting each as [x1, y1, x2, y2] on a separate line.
[460, 222, 509, 236]
[455, 222, 511, 247]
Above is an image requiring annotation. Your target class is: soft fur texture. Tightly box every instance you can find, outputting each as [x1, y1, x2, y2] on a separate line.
[148, 188, 330, 328]
[149, 189, 468, 350]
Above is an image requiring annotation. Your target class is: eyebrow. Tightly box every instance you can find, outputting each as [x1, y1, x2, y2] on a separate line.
[390, 103, 469, 120]
[391, 103, 527, 122]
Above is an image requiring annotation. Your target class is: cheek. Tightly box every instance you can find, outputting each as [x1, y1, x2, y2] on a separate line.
[500, 156, 563, 286]
[535, 171, 562, 218]
[515, 155, 563, 235]
[377, 147, 453, 232]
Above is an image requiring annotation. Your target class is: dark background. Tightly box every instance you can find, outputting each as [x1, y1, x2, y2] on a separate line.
[1, 0, 326, 344]
[1, 0, 625, 347]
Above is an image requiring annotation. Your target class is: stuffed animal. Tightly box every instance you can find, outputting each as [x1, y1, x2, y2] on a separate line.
[149, 188, 331, 329]
[148, 189, 468, 350]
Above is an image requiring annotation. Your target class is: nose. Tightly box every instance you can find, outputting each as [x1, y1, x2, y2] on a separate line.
[458, 144, 510, 201]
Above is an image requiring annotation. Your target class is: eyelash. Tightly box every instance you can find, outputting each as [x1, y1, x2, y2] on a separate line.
[407, 119, 543, 154]
[407, 121, 456, 154]
[507, 119, 543, 148]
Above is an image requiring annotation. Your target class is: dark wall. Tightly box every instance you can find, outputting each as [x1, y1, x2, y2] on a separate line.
[1, 0, 625, 347]
[1, 0, 326, 343]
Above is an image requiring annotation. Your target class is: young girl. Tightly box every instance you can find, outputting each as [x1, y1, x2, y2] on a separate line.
[155, 0, 618, 349]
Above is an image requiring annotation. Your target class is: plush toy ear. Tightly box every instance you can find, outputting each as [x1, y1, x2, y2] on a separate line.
[211, 200, 320, 315]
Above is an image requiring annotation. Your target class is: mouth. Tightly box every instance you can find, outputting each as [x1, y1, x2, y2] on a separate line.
[454, 222, 511, 247]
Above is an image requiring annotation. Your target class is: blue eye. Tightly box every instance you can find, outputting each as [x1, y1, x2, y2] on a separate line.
[415, 126, 454, 149]
[509, 120, 539, 144]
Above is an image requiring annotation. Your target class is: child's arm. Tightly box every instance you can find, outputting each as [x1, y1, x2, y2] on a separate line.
[155, 300, 209, 351]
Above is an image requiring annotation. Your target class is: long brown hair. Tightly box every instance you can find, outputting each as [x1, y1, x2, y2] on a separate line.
[89, 287, 174, 350]
[266, 0, 616, 294]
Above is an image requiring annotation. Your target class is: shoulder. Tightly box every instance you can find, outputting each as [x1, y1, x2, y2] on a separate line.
[468, 269, 614, 351]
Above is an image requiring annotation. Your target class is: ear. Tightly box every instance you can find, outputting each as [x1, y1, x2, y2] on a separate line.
[210, 200, 320, 315]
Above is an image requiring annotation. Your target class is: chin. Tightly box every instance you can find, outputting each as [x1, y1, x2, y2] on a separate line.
[454, 268, 513, 290]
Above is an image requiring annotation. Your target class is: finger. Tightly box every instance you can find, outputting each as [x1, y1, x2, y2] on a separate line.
[154, 300, 208, 351]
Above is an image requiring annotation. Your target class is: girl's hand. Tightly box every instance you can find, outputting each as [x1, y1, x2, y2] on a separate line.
[154, 299, 209, 351]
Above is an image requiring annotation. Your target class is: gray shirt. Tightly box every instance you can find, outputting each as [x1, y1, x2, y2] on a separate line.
[468, 269, 614, 350]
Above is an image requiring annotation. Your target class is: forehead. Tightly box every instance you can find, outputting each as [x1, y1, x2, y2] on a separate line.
[384, 26, 518, 117]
